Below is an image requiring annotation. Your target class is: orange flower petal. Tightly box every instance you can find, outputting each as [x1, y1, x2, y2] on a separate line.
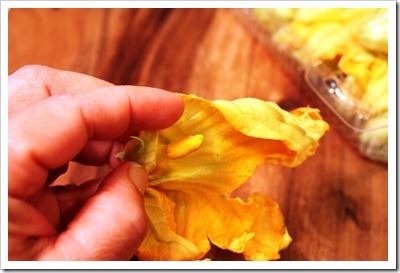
[138, 184, 290, 261]
[120, 94, 329, 261]
[136, 188, 205, 261]
[123, 95, 329, 195]
[234, 194, 292, 261]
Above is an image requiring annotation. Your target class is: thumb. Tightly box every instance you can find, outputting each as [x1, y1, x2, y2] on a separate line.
[41, 162, 149, 260]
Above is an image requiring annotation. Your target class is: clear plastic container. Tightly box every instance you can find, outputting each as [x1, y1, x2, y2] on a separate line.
[236, 8, 388, 163]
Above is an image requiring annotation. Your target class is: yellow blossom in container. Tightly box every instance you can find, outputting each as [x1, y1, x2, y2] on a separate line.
[338, 45, 388, 114]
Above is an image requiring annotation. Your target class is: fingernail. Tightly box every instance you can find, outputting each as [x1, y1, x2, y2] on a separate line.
[128, 162, 148, 195]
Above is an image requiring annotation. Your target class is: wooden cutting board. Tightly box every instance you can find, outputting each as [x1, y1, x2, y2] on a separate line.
[8, 8, 388, 261]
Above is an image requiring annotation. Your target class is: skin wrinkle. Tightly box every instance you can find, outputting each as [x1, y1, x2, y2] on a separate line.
[45, 65, 113, 97]
[128, 89, 167, 131]
[9, 65, 116, 116]
[45, 231, 90, 260]
[73, 92, 95, 140]
[44, 65, 57, 98]
[73, 139, 116, 166]
[8, 141, 48, 199]
[113, 87, 135, 142]
[28, 236, 57, 260]
[52, 179, 100, 231]
[8, 197, 54, 235]
[9, 65, 55, 115]
[61, 93, 128, 166]
[28, 95, 87, 171]
[74, 87, 129, 140]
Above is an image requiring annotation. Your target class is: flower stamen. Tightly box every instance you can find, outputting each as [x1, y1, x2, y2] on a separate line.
[167, 134, 204, 159]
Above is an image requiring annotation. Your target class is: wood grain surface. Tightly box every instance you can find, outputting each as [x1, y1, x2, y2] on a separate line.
[8, 8, 389, 261]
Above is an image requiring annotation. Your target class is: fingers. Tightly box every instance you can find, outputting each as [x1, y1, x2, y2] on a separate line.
[38, 162, 149, 260]
[71, 139, 125, 167]
[9, 85, 184, 199]
[8, 65, 113, 116]
[51, 179, 102, 231]
[8, 197, 58, 260]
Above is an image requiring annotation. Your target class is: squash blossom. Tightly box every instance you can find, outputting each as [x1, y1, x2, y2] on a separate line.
[118, 94, 329, 261]
[253, 8, 388, 162]
[254, 8, 388, 116]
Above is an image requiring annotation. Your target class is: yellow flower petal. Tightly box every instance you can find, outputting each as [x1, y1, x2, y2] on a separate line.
[238, 194, 292, 261]
[139, 184, 290, 261]
[268, 8, 382, 62]
[156, 183, 254, 254]
[294, 8, 377, 24]
[363, 60, 388, 113]
[338, 45, 376, 91]
[123, 94, 328, 195]
[121, 94, 329, 261]
[212, 97, 329, 165]
[338, 45, 388, 114]
[136, 188, 205, 261]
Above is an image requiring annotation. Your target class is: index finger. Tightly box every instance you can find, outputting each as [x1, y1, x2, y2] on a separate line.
[8, 86, 184, 199]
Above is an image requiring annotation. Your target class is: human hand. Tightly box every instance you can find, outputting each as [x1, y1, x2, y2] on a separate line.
[8, 65, 184, 260]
